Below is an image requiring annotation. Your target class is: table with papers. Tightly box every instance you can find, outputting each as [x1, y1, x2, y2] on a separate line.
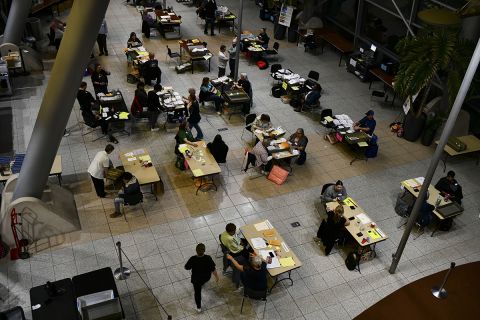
[240, 220, 302, 293]
[254, 127, 286, 142]
[155, 9, 182, 38]
[178, 39, 213, 74]
[265, 138, 299, 173]
[120, 148, 162, 199]
[97, 90, 131, 137]
[177, 141, 221, 194]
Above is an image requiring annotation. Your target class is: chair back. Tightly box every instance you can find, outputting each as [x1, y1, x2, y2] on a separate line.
[273, 42, 279, 51]
[243, 286, 267, 301]
[167, 46, 172, 57]
[270, 63, 281, 74]
[320, 108, 333, 121]
[321, 183, 335, 195]
[308, 70, 319, 81]
[0, 306, 26, 320]
[245, 113, 257, 131]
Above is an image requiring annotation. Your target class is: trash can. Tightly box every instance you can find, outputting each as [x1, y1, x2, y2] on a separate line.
[288, 23, 298, 43]
[26, 17, 42, 41]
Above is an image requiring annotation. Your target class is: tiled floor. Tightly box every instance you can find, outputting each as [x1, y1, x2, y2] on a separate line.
[1, 1, 479, 319]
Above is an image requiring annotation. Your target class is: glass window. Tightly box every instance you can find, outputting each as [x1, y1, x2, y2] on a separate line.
[324, 0, 359, 33]
[368, 0, 414, 18]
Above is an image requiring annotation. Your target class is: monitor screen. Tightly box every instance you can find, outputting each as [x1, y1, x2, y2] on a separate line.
[370, 44, 377, 52]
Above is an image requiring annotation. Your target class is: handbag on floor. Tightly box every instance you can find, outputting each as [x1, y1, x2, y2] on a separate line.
[267, 165, 289, 185]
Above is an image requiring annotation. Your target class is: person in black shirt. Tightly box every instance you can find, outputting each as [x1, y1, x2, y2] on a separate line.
[317, 204, 349, 255]
[131, 82, 149, 118]
[142, 53, 161, 86]
[184, 88, 203, 140]
[226, 254, 269, 292]
[77, 81, 96, 112]
[91, 63, 110, 96]
[257, 28, 270, 49]
[185, 243, 219, 313]
[147, 84, 163, 131]
[77, 82, 112, 139]
[207, 134, 229, 163]
[235, 72, 252, 114]
[203, 0, 217, 36]
[435, 170, 463, 204]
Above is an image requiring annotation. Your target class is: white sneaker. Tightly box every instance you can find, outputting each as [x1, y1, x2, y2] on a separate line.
[234, 286, 243, 293]
[196, 308, 202, 313]
[216, 111, 221, 115]
[151, 128, 160, 132]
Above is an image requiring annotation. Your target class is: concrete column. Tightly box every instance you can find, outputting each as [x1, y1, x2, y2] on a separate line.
[12, 0, 110, 201]
[233, 0, 244, 81]
[3, 0, 32, 45]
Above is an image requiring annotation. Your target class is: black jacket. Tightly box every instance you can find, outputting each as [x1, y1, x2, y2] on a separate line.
[77, 89, 96, 111]
[188, 100, 201, 124]
[135, 89, 148, 109]
[435, 177, 463, 203]
[204, 0, 217, 19]
[91, 70, 109, 94]
[122, 177, 143, 205]
[207, 140, 229, 163]
[147, 90, 162, 112]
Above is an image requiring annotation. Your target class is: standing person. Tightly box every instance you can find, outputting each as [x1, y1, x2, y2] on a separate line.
[87, 144, 115, 198]
[184, 243, 219, 313]
[51, 19, 65, 51]
[147, 84, 163, 131]
[97, 19, 109, 56]
[228, 40, 237, 78]
[203, 0, 217, 36]
[142, 53, 162, 86]
[236, 73, 252, 114]
[185, 88, 204, 140]
[91, 64, 110, 96]
[218, 45, 228, 77]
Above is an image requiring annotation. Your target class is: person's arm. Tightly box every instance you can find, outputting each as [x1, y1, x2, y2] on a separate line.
[259, 148, 272, 164]
[185, 257, 193, 270]
[102, 157, 110, 178]
[183, 137, 198, 147]
[322, 187, 336, 202]
[226, 254, 244, 272]
[209, 256, 219, 282]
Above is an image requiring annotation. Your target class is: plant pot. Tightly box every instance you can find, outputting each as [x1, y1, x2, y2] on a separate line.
[403, 112, 426, 142]
[421, 128, 437, 146]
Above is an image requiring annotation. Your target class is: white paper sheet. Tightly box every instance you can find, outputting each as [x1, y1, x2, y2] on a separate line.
[356, 213, 372, 225]
[251, 237, 267, 249]
[254, 220, 272, 231]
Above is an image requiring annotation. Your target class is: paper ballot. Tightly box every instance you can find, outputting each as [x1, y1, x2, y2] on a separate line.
[356, 213, 372, 225]
[258, 250, 280, 268]
[254, 220, 273, 231]
[279, 257, 295, 267]
[251, 237, 267, 249]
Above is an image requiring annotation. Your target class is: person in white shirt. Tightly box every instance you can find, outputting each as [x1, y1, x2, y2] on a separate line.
[97, 20, 109, 56]
[218, 45, 228, 77]
[87, 144, 114, 197]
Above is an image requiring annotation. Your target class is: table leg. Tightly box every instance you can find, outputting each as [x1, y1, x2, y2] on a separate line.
[208, 58, 211, 72]
[338, 54, 343, 67]
[195, 174, 218, 195]
[57, 174, 62, 186]
[268, 270, 293, 293]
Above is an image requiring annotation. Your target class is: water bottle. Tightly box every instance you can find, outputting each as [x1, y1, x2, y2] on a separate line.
[435, 196, 442, 208]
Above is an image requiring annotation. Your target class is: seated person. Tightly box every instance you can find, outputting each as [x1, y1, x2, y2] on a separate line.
[317, 204, 350, 255]
[226, 254, 269, 292]
[435, 170, 463, 204]
[199, 77, 225, 114]
[176, 121, 198, 151]
[257, 28, 270, 49]
[131, 82, 149, 117]
[110, 172, 143, 218]
[235, 73, 253, 114]
[251, 114, 272, 131]
[321, 180, 348, 203]
[141, 11, 159, 39]
[353, 110, 376, 134]
[147, 84, 163, 131]
[207, 134, 229, 163]
[295, 83, 321, 112]
[127, 32, 143, 48]
[77, 81, 96, 112]
[142, 53, 162, 85]
[288, 128, 308, 165]
[220, 223, 251, 258]
[251, 139, 273, 173]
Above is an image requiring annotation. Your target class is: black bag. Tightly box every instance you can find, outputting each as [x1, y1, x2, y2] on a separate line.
[439, 217, 453, 231]
[395, 191, 415, 218]
[447, 137, 467, 152]
[271, 85, 283, 98]
[345, 252, 360, 271]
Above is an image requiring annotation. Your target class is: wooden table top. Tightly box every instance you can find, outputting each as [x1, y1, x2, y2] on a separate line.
[240, 220, 302, 277]
[326, 199, 388, 246]
[120, 148, 160, 185]
[0, 155, 62, 182]
[180, 141, 221, 177]
[254, 128, 286, 142]
[437, 135, 480, 156]
[155, 9, 181, 23]
[318, 31, 353, 53]
[369, 67, 395, 88]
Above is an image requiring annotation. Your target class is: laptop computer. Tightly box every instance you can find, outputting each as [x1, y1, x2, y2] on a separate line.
[436, 202, 464, 219]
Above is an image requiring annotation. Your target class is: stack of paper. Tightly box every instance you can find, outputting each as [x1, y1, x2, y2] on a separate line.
[251, 237, 267, 249]
[279, 257, 295, 267]
[356, 213, 372, 225]
[254, 220, 273, 231]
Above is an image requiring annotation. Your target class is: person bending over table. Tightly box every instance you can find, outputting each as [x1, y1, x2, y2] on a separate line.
[321, 180, 348, 203]
[295, 83, 321, 112]
[316, 204, 350, 255]
[176, 121, 198, 148]
[353, 110, 376, 134]
[289, 128, 308, 165]
[87, 144, 115, 198]
[251, 114, 272, 131]
[199, 77, 225, 115]
[435, 170, 463, 205]
[147, 84, 163, 131]
[185, 88, 204, 140]
[91, 63, 110, 96]
[110, 172, 142, 218]
[131, 82, 149, 118]
[235, 72, 253, 114]
[251, 139, 273, 173]
[142, 53, 162, 86]
[257, 27, 270, 49]
[207, 134, 229, 163]
[226, 254, 270, 292]
[185, 243, 219, 313]
[127, 32, 143, 48]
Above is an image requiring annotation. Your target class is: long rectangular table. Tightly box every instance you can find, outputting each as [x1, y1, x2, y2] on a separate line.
[155, 9, 182, 38]
[318, 29, 354, 66]
[223, 88, 250, 119]
[240, 220, 302, 293]
[120, 148, 162, 200]
[401, 178, 463, 236]
[178, 39, 213, 74]
[436, 135, 480, 171]
[0, 155, 62, 185]
[368, 67, 397, 105]
[179, 141, 221, 194]
[30, 278, 78, 320]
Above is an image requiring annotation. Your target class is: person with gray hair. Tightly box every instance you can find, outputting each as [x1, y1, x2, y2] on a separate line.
[226, 253, 270, 292]
[251, 138, 273, 173]
[236, 73, 252, 114]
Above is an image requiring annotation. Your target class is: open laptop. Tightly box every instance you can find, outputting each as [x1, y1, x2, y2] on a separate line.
[436, 202, 464, 219]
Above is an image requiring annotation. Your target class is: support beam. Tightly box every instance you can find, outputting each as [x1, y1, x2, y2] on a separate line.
[233, 0, 244, 81]
[3, 0, 32, 45]
[389, 37, 480, 274]
[12, 0, 110, 201]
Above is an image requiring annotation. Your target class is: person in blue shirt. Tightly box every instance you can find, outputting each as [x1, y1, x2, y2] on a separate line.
[354, 110, 376, 134]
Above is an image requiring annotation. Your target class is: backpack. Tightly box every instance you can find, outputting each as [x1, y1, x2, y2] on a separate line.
[345, 252, 360, 271]
[271, 85, 283, 98]
[395, 191, 415, 218]
[439, 217, 453, 231]
[256, 60, 268, 70]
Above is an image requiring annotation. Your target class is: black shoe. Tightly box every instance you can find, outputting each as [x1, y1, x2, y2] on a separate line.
[99, 52, 104, 56]
[204, 31, 208, 35]
[105, 51, 109, 56]
[211, 33, 215, 36]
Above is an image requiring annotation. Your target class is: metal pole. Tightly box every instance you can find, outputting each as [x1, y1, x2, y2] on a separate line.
[353, 0, 364, 49]
[3, 0, 32, 45]
[233, 0, 244, 81]
[114, 241, 131, 280]
[12, 0, 110, 201]
[390, 0, 415, 36]
[432, 262, 455, 299]
[389, 37, 480, 274]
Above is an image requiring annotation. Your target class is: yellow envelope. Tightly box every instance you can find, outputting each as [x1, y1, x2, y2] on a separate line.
[119, 112, 129, 120]
[279, 257, 295, 267]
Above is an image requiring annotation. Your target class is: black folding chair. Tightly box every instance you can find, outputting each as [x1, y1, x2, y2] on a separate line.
[241, 287, 268, 319]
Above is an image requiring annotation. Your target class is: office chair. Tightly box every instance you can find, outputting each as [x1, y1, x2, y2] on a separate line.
[165, 45, 181, 65]
[241, 287, 267, 319]
[307, 70, 319, 82]
[241, 113, 257, 142]
[121, 192, 145, 222]
[215, 234, 232, 275]
[264, 42, 279, 61]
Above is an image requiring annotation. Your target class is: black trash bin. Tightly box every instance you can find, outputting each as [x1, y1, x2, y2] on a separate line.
[26, 17, 42, 41]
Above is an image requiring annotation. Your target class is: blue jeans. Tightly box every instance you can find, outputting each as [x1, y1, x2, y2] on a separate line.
[189, 122, 203, 140]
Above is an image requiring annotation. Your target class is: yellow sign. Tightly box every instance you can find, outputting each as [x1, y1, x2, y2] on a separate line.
[282, 82, 288, 90]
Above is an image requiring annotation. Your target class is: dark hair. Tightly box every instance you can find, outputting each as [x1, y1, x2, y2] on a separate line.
[154, 84, 162, 91]
[261, 27, 266, 32]
[137, 81, 145, 89]
[129, 32, 136, 39]
[105, 144, 114, 153]
[213, 134, 223, 144]
[335, 180, 343, 186]
[226, 223, 236, 233]
[220, 45, 226, 51]
[447, 170, 455, 178]
[201, 77, 210, 86]
[179, 121, 187, 130]
[296, 128, 304, 135]
[196, 243, 206, 256]
[80, 81, 87, 88]
[260, 114, 270, 122]
[122, 172, 133, 180]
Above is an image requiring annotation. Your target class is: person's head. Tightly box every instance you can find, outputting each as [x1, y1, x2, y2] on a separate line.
[201, 77, 210, 86]
[196, 243, 206, 257]
[95, 64, 102, 72]
[220, 45, 226, 52]
[129, 32, 137, 40]
[213, 134, 223, 144]
[149, 52, 155, 60]
[366, 110, 374, 120]
[188, 88, 196, 100]
[240, 73, 248, 80]
[295, 128, 304, 138]
[250, 255, 262, 270]
[447, 170, 456, 182]
[179, 120, 188, 130]
[334, 180, 343, 193]
[260, 28, 266, 34]
[105, 144, 114, 154]
[333, 205, 344, 223]
[122, 171, 133, 182]
[80, 81, 87, 90]
[260, 114, 270, 123]
[154, 84, 162, 92]
[225, 223, 237, 236]
[137, 81, 145, 90]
